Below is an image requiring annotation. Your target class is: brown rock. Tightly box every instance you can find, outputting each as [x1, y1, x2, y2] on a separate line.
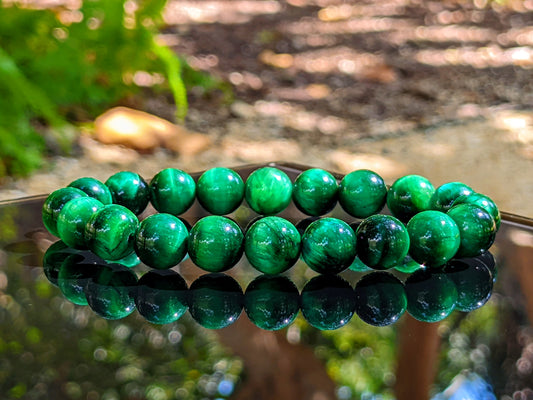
[94, 107, 211, 155]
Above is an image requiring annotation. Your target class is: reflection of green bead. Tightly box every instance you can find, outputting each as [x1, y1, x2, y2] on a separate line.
[112, 251, 140, 268]
[349, 257, 372, 272]
[354, 272, 406, 326]
[189, 274, 243, 329]
[135, 214, 188, 269]
[42, 241, 84, 286]
[244, 275, 299, 330]
[443, 259, 493, 312]
[85, 266, 138, 320]
[405, 269, 457, 322]
[58, 259, 95, 305]
[86, 205, 139, 261]
[136, 270, 188, 324]
[244, 217, 301, 275]
[447, 204, 496, 258]
[57, 197, 103, 249]
[188, 216, 243, 272]
[150, 168, 196, 216]
[105, 171, 150, 215]
[293, 169, 338, 216]
[339, 170, 387, 218]
[301, 275, 356, 330]
[355, 215, 409, 270]
[394, 255, 422, 274]
[42, 187, 88, 237]
[452, 193, 501, 230]
[68, 177, 113, 205]
[302, 218, 356, 274]
[387, 175, 435, 222]
[197, 167, 244, 215]
[407, 211, 460, 267]
[430, 182, 472, 212]
[245, 167, 292, 215]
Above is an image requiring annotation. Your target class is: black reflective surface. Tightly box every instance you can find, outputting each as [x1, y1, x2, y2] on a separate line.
[1, 162, 532, 400]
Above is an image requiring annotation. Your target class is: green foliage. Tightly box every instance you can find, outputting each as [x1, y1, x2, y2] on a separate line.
[0, 0, 194, 178]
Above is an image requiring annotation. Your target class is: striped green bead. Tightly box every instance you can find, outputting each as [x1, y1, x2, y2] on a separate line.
[339, 169, 387, 218]
[245, 167, 292, 215]
[292, 168, 338, 216]
[68, 177, 113, 205]
[105, 171, 150, 215]
[197, 167, 244, 215]
[57, 197, 104, 249]
[387, 175, 435, 222]
[452, 193, 501, 230]
[430, 182, 473, 212]
[150, 168, 196, 216]
[42, 187, 88, 237]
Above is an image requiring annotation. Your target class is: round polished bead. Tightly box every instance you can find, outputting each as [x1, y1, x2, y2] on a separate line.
[134, 213, 188, 269]
[387, 175, 435, 222]
[57, 197, 104, 249]
[302, 218, 356, 274]
[68, 177, 113, 205]
[355, 215, 410, 270]
[354, 272, 407, 326]
[85, 205, 139, 261]
[85, 265, 138, 320]
[188, 216, 243, 272]
[443, 259, 493, 312]
[405, 269, 457, 322]
[292, 168, 338, 216]
[136, 270, 188, 324]
[430, 182, 473, 212]
[105, 171, 150, 215]
[244, 216, 301, 275]
[407, 210, 460, 267]
[58, 261, 96, 305]
[447, 204, 496, 258]
[244, 275, 299, 330]
[189, 273, 243, 329]
[197, 167, 244, 215]
[150, 168, 196, 216]
[245, 167, 292, 215]
[452, 193, 501, 230]
[42, 187, 88, 237]
[339, 169, 387, 218]
[301, 275, 356, 330]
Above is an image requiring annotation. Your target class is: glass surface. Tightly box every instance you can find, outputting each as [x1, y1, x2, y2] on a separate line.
[1, 162, 532, 400]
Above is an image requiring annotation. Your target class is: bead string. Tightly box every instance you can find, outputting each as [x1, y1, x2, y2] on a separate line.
[42, 166, 500, 275]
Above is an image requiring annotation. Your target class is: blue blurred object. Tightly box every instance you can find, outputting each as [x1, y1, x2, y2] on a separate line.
[432, 372, 496, 400]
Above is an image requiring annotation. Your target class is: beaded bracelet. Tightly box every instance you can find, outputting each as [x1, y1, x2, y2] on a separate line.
[43, 241, 496, 329]
[41, 166, 500, 274]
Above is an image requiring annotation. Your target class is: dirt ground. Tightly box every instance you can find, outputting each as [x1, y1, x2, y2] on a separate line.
[2, 0, 533, 217]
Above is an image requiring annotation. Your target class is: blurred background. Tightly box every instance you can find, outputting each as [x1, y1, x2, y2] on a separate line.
[1, 1, 533, 400]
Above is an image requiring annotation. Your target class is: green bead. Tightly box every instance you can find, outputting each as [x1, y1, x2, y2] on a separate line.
[354, 272, 407, 326]
[301, 275, 356, 330]
[302, 218, 356, 274]
[355, 215, 410, 270]
[136, 270, 188, 324]
[58, 260, 95, 305]
[135, 213, 188, 269]
[57, 197, 104, 249]
[430, 182, 473, 212]
[447, 204, 496, 258]
[42, 241, 84, 286]
[407, 210, 460, 267]
[197, 167, 244, 215]
[443, 259, 493, 312]
[405, 269, 457, 322]
[188, 216, 243, 272]
[245, 167, 292, 215]
[150, 168, 196, 216]
[339, 169, 387, 218]
[85, 265, 138, 320]
[86, 205, 139, 261]
[452, 193, 501, 230]
[189, 273, 243, 329]
[292, 168, 338, 216]
[68, 177, 113, 205]
[244, 216, 301, 275]
[42, 187, 88, 237]
[244, 275, 299, 330]
[387, 175, 435, 222]
[105, 171, 150, 215]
